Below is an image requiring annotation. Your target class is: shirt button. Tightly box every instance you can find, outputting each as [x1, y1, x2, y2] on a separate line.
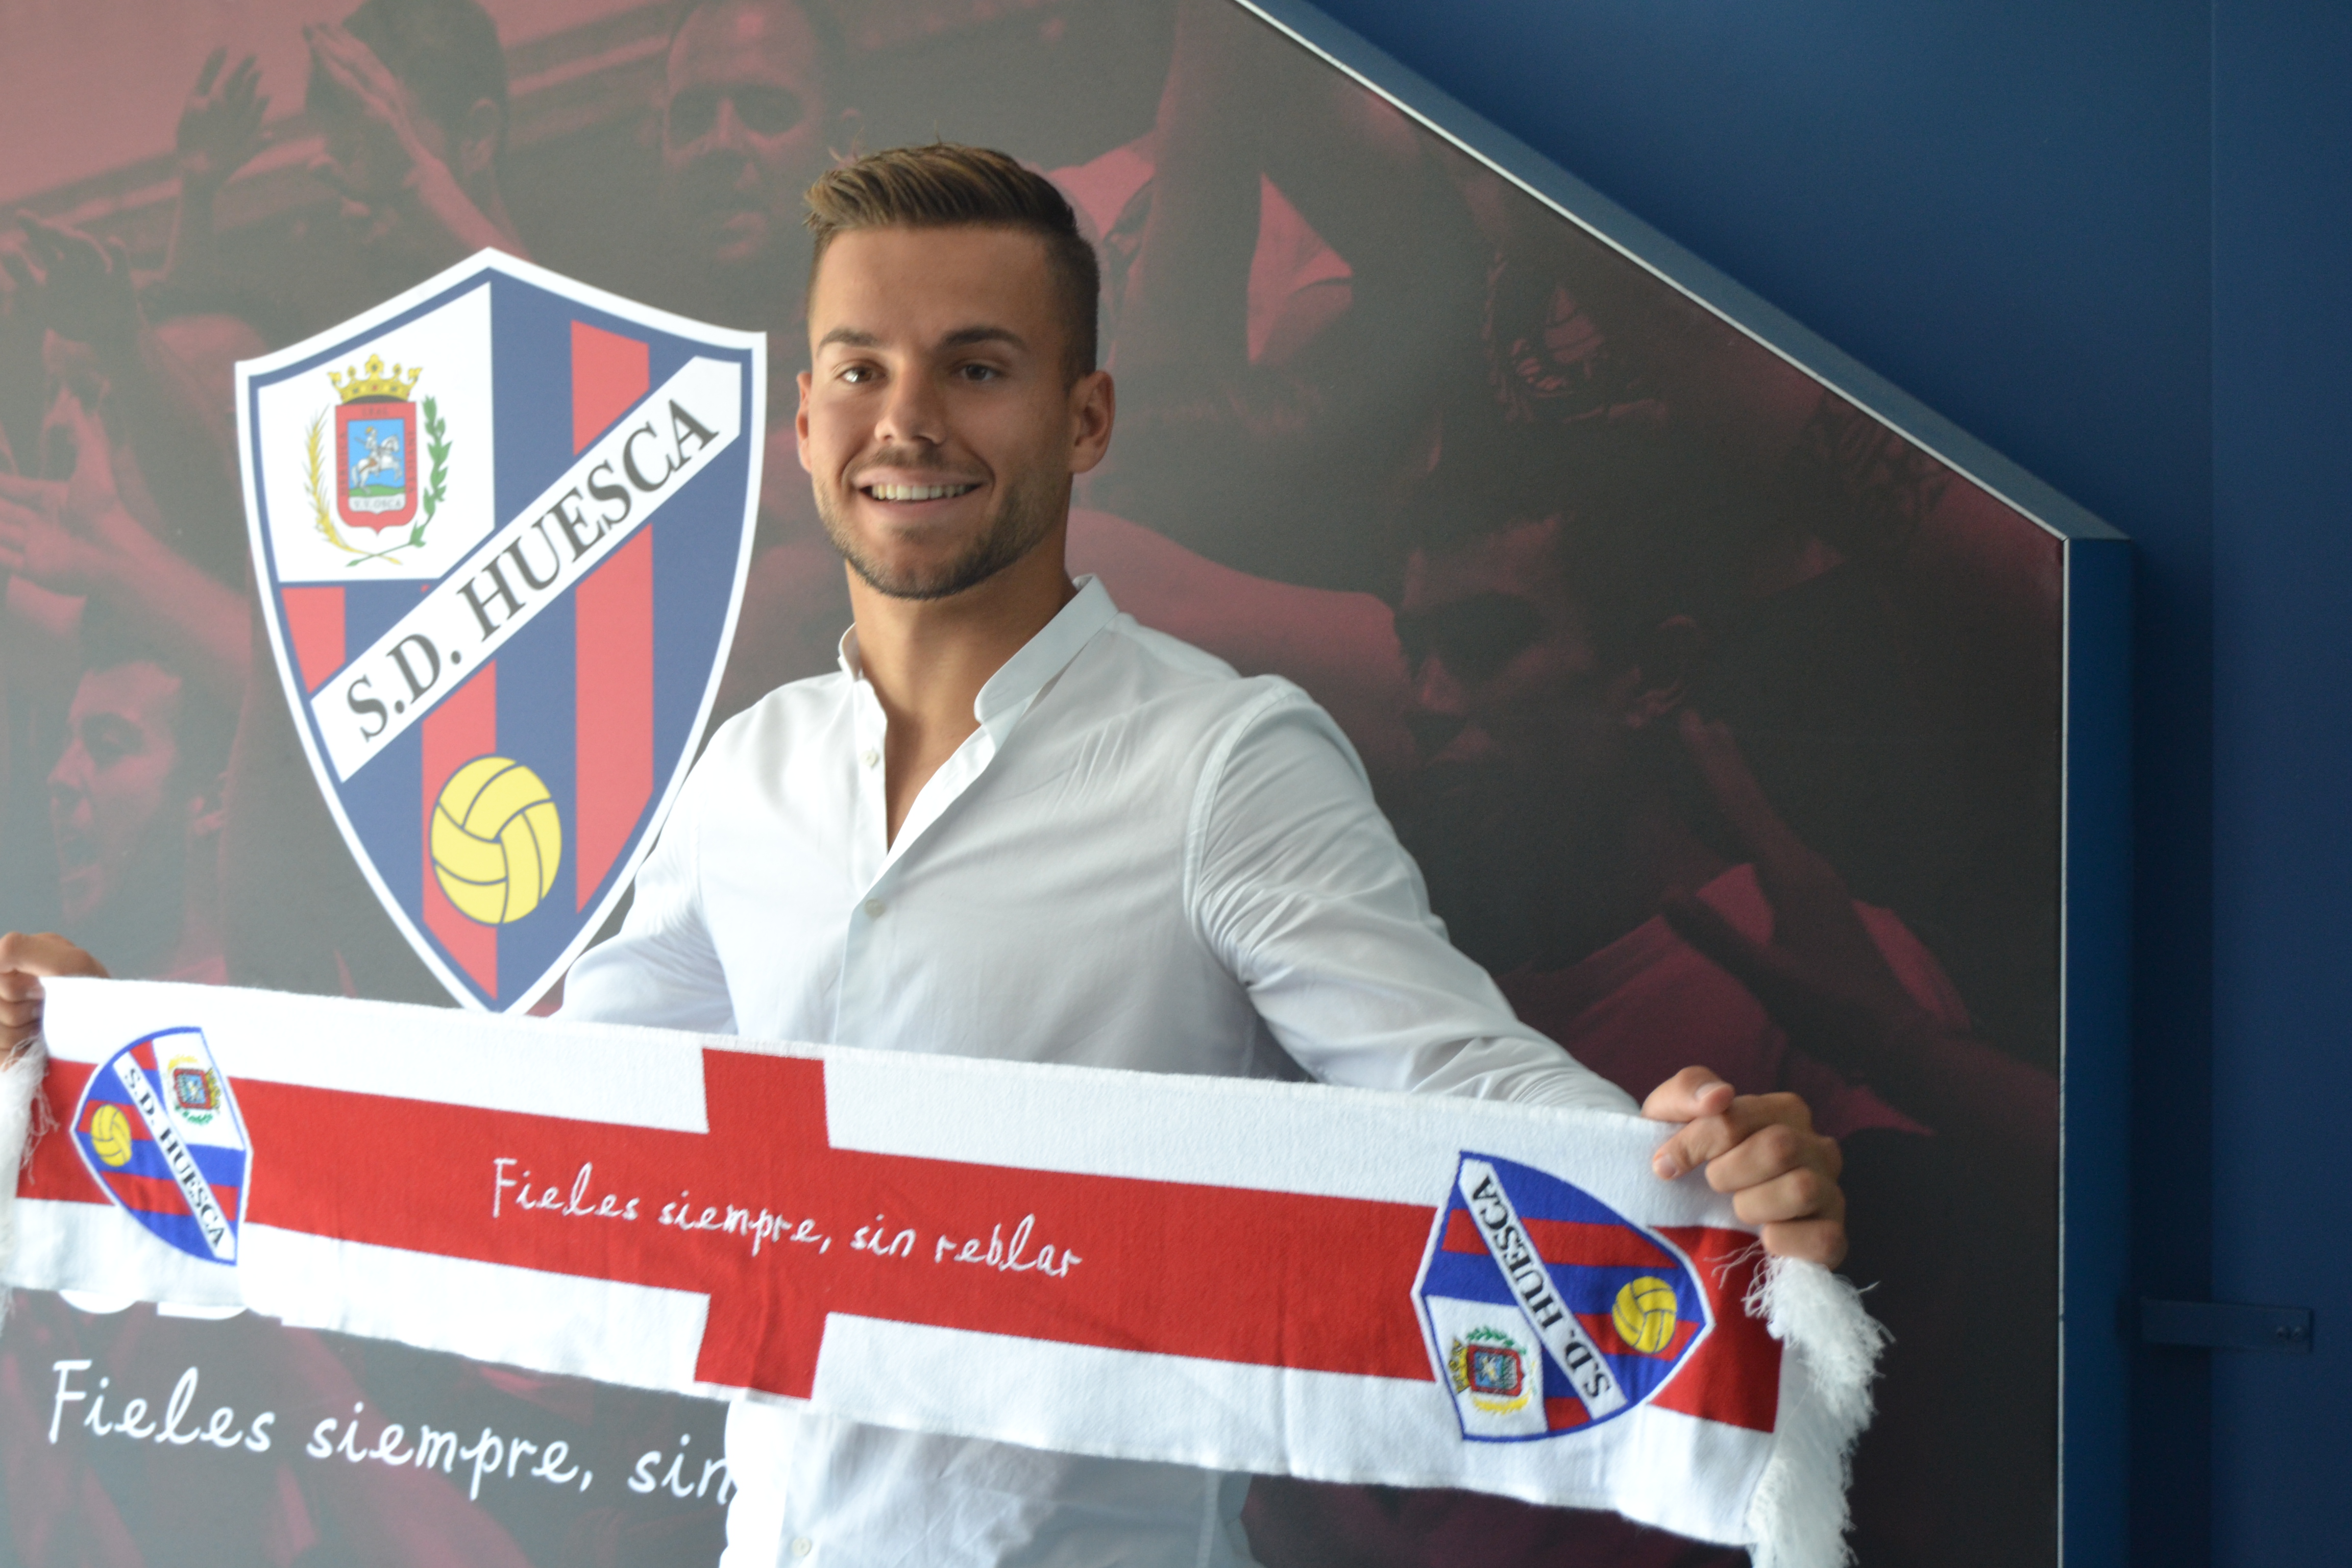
[863, 898, 886, 919]
[792, 1539, 814, 1558]
[860, 748, 879, 769]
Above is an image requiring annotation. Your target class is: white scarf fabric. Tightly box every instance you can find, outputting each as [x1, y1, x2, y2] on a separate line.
[2, 978, 1883, 1566]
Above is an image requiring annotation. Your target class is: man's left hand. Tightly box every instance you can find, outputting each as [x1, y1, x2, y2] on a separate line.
[1643, 1066, 1846, 1267]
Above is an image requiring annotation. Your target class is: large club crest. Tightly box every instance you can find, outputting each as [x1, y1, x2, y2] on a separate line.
[237, 252, 764, 1011]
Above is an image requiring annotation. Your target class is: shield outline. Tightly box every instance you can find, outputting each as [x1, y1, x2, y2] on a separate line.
[234, 249, 767, 1013]
[69, 1026, 252, 1266]
[1410, 1149, 1717, 1442]
[334, 398, 420, 532]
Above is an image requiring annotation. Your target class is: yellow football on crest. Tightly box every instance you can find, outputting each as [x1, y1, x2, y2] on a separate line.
[1612, 1275, 1681, 1355]
[89, 1103, 134, 1167]
[430, 755, 563, 924]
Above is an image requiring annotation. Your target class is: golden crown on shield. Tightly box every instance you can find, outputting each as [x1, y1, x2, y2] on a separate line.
[328, 354, 423, 403]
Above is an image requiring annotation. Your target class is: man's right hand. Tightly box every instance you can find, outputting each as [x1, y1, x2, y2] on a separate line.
[0, 933, 107, 1058]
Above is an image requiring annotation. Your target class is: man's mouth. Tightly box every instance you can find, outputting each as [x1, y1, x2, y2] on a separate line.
[863, 482, 979, 502]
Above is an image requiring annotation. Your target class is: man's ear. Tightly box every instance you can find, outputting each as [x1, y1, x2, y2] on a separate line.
[1619, 616, 1705, 729]
[185, 770, 229, 842]
[1068, 369, 1115, 476]
[457, 98, 505, 183]
[795, 370, 815, 473]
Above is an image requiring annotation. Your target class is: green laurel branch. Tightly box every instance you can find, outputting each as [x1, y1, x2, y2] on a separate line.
[415, 395, 452, 551]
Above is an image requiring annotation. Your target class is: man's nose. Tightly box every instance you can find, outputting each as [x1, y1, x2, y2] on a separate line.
[873, 371, 948, 449]
[47, 746, 88, 798]
[708, 96, 752, 156]
[1405, 657, 1471, 761]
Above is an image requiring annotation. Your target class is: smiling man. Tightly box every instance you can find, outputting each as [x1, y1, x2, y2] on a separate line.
[0, 145, 1849, 1568]
[559, 143, 1847, 1568]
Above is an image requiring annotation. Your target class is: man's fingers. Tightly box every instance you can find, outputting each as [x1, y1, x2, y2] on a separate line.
[1759, 1218, 1848, 1268]
[1704, 1115, 1841, 1194]
[304, 26, 363, 88]
[1641, 1069, 1849, 1264]
[0, 470, 55, 504]
[194, 44, 228, 97]
[1650, 1090, 1823, 1180]
[220, 54, 263, 113]
[1726, 1160, 1842, 1225]
[1640, 1063, 1735, 1125]
[308, 23, 397, 105]
[0, 931, 109, 984]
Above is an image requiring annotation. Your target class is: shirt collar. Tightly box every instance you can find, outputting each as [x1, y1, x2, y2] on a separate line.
[835, 575, 1121, 739]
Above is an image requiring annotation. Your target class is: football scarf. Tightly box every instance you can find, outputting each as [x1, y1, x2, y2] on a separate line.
[2, 978, 1882, 1566]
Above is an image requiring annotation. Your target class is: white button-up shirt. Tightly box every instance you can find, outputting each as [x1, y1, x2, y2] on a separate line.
[560, 577, 1633, 1568]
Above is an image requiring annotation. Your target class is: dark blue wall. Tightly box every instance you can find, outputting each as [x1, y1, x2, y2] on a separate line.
[2207, 6, 2352, 1562]
[1303, 1, 2349, 1562]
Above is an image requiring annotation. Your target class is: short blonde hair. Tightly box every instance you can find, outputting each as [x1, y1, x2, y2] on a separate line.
[804, 143, 1100, 383]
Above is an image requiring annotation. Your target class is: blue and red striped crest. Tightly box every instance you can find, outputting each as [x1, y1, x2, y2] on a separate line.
[1415, 1152, 1714, 1440]
[70, 1027, 249, 1265]
[235, 252, 765, 1011]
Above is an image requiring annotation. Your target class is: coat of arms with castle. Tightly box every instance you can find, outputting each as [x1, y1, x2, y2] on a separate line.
[303, 353, 452, 567]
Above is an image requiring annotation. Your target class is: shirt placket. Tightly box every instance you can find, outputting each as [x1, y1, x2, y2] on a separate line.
[834, 684, 893, 1045]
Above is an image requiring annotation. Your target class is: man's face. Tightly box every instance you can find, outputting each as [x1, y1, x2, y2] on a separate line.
[798, 225, 1107, 600]
[1398, 517, 1629, 801]
[309, 65, 458, 258]
[1394, 519, 1640, 965]
[663, 0, 830, 272]
[48, 663, 188, 927]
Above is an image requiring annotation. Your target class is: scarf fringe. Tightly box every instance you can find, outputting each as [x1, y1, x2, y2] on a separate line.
[1742, 1255, 1889, 1568]
[0, 1043, 49, 1335]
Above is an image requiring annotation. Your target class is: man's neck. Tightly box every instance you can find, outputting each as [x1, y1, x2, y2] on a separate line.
[847, 529, 1077, 845]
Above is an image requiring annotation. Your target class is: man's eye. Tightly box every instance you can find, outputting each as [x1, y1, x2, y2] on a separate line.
[1398, 599, 1543, 684]
[667, 88, 719, 142]
[954, 363, 1002, 382]
[731, 86, 804, 137]
[82, 729, 133, 769]
[837, 365, 874, 384]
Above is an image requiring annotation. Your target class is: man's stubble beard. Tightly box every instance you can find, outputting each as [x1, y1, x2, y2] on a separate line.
[815, 459, 1064, 601]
